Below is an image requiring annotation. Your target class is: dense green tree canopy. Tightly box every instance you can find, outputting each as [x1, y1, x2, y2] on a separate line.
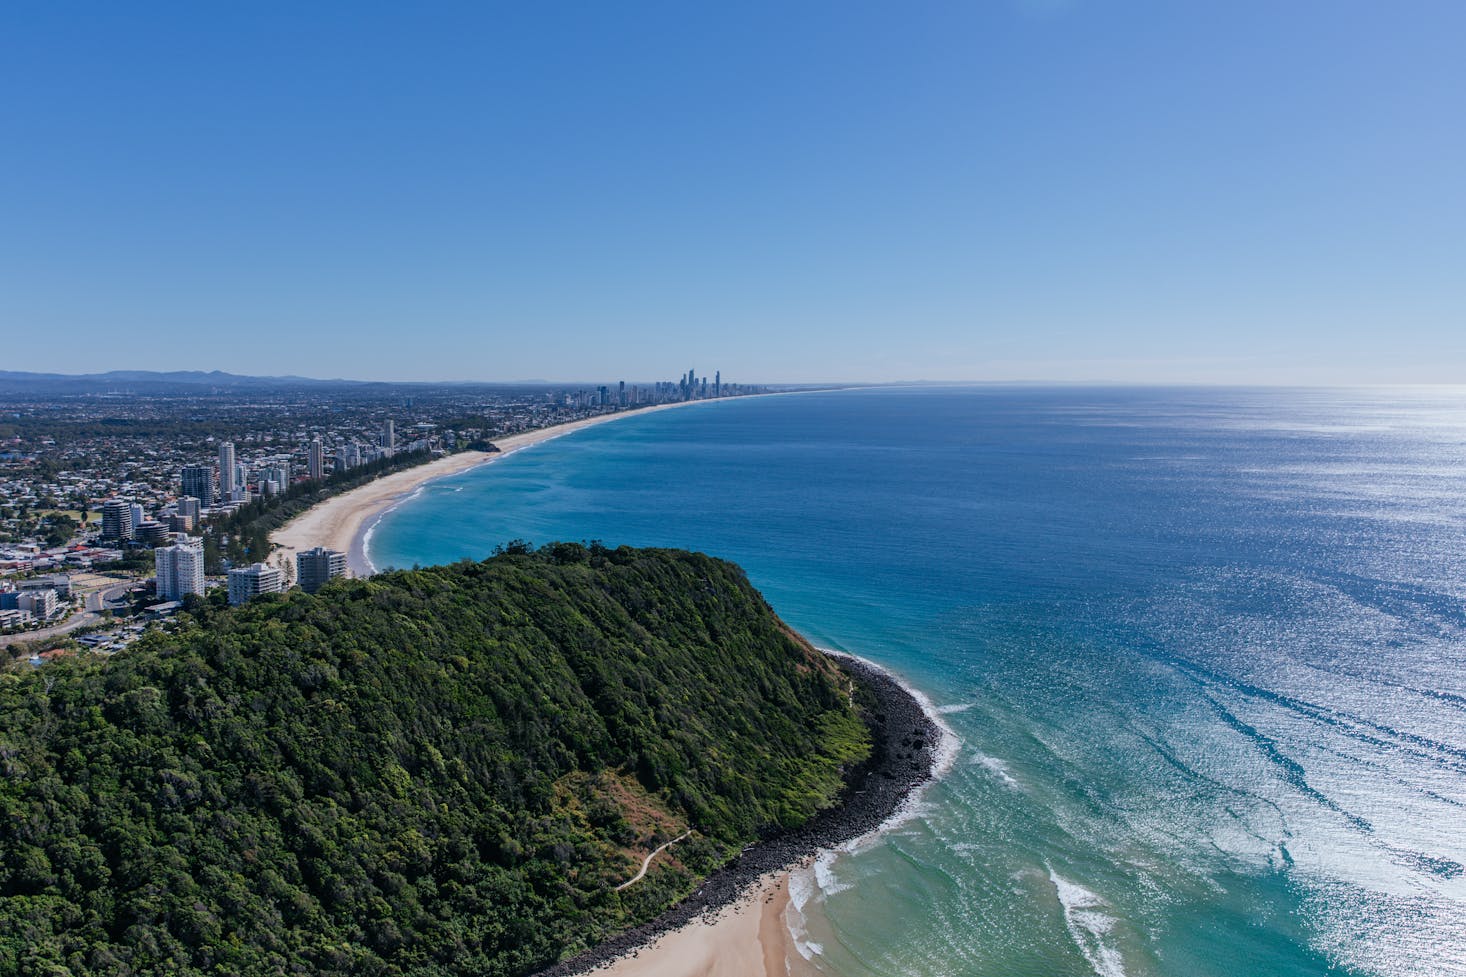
[0, 546, 869, 976]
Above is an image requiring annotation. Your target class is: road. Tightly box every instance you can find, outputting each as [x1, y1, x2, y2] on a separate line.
[614, 830, 693, 891]
[0, 580, 135, 649]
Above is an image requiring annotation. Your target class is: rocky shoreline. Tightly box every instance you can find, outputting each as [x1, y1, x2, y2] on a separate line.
[535, 655, 941, 977]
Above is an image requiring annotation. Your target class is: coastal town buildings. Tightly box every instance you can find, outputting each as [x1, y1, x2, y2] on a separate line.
[297, 546, 347, 593]
[155, 540, 205, 601]
[228, 562, 284, 605]
[219, 442, 236, 500]
[100, 498, 133, 542]
[181, 464, 213, 507]
[1, 371, 773, 650]
[308, 439, 324, 480]
[0, 587, 59, 620]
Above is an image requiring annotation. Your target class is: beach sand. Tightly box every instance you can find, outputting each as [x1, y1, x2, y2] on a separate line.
[593, 871, 819, 977]
[269, 402, 698, 577]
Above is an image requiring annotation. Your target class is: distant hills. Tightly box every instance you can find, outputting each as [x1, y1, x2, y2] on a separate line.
[0, 370, 568, 395]
[0, 370, 831, 397]
[0, 369, 361, 394]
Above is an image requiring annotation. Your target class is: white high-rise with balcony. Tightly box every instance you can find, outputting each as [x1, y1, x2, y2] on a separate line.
[155, 540, 206, 601]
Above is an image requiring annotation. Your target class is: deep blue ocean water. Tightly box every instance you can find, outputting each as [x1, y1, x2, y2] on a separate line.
[372, 387, 1466, 976]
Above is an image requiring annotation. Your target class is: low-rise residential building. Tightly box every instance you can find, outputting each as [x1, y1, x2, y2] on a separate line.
[18, 588, 59, 620]
[228, 562, 284, 605]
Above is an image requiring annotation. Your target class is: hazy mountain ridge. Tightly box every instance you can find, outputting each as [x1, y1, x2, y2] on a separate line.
[0, 369, 361, 393]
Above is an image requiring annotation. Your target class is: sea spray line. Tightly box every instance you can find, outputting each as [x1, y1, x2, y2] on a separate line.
[971, 750, 1022, 789]
[818, 648, 962, 835]
[784, 649, 963, 960]
[1047, 865, 1130, 977]
[359, 482, 434, 575]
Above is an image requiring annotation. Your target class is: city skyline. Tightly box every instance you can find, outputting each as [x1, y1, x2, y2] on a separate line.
[2, 3, 1463, 385]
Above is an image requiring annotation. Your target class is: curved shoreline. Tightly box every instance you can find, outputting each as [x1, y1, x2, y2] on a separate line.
[269, 400, 715, 578]
[534, 653, 944, 977]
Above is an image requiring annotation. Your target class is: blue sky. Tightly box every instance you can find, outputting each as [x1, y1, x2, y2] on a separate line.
[2, 2, 1462, 384]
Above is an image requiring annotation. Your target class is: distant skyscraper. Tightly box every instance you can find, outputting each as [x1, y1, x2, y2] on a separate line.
[155, 540, 205, 600]
[297, 546, 347, 593]
[618, 380, 626, 407]
[129, 502, 145, 530]
[382, 420, 396, 455]
[181, 464, 213, 506]
[715, 371, 721, 397]
[308, 438, 325, 480]
[227, 562, 284, 605]
[100, 498, 133, 542]
[218, 442, 236, 500]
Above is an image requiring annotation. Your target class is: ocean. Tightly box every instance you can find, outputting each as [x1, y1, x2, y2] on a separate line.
[369, 386, 1466, 977]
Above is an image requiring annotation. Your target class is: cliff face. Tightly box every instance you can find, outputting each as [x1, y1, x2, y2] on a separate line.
[0, 545, 871, 976]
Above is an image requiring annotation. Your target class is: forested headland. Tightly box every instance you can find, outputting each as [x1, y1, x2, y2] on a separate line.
[0, 545, 873, 976]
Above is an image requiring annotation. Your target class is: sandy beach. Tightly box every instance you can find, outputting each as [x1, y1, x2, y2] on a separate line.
[591, 871, 818, 977]
[269, 402, 700, 578]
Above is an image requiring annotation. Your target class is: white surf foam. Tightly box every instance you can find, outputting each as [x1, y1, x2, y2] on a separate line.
[819, 648, 961, 845]
[813, 849, 851, 897]
[359, 483, 431, 575]
[782, 649, 964, 953]
[1047, 865, 1129, 977]
[971, 750, 1022, 789]
[783, 871, 825, 961]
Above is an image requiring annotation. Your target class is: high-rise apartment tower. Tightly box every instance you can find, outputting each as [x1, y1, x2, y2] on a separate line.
[181, 465, 213, 507]
[155, 540, 205, 601]
[218, 442, 236, 500]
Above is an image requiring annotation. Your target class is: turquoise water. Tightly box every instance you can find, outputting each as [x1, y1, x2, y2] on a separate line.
[371, 387, 1466, 976]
